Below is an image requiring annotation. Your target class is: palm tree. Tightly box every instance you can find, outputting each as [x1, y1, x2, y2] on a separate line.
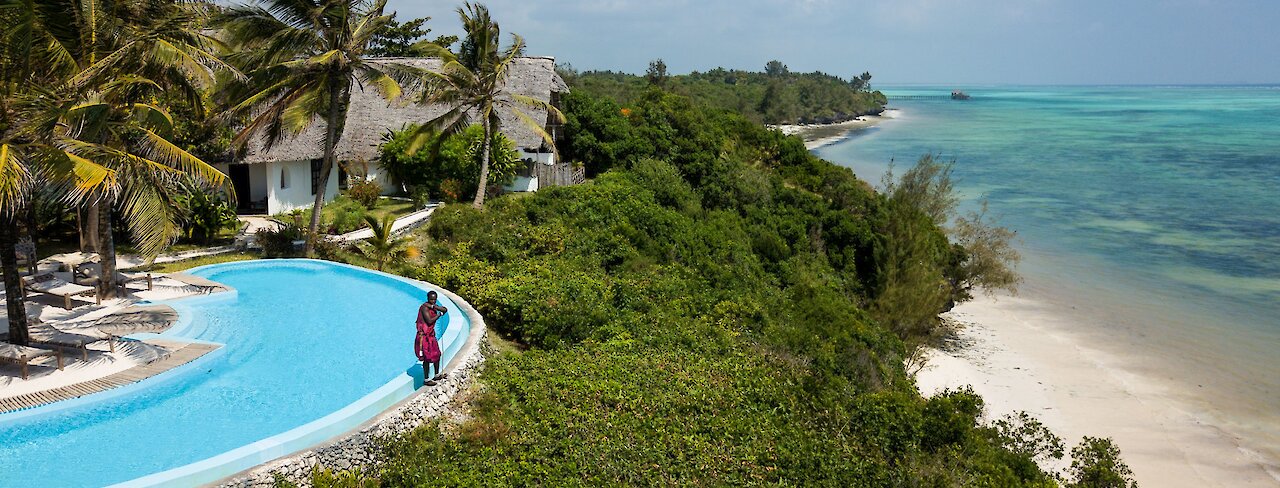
[217, 0, 408, 256]
[49, 0, 237, 298]
[353, 214, 410, 271]
[0, 0, 119, 344]
[410, 2, 564, 208]
[1, 0, 234, 343]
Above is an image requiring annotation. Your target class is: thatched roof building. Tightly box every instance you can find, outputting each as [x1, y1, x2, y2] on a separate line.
[239, 56, 569, 165]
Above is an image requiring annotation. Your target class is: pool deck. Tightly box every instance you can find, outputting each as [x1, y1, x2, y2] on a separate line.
[0, 339, 220, 415]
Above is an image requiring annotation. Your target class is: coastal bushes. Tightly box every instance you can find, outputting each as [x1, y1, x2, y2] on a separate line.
[565, 61, 887, 125]
[344, 87, 1086, 485]
[300, 80, 1128, 485]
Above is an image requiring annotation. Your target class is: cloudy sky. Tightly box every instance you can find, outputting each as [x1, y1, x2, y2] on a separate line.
[383, 0, 1280, 85]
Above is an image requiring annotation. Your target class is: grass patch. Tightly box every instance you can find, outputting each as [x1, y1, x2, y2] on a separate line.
[128, 251, 260, 273]
[286, 196, 420, 235]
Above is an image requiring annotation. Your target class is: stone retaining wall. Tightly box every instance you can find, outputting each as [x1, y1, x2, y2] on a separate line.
[218, 283, 487, 487]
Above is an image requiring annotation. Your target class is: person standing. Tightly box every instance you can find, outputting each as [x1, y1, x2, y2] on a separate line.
[415, 291, 449, 386]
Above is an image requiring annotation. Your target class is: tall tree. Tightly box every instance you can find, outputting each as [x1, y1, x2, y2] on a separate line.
[218, 0, 407, 256]
[409, 2, 563, 208]
[367, 15, 457, 57]
[646, 58, 669, 87]
[1, 0, 229, 340]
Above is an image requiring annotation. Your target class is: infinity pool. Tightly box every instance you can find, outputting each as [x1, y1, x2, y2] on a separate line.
[0, 260, 468, 487]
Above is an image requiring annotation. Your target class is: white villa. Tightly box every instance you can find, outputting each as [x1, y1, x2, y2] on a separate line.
[215, 56, 570, 215]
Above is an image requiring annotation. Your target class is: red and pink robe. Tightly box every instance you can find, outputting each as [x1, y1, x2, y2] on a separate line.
[414, 306, 442, 364]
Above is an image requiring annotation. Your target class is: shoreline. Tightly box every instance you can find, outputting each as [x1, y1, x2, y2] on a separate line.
[916, 293, 1280, 486]
[773, 109, 899, 149]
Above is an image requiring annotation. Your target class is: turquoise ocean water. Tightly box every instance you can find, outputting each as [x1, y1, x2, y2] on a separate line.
[818, 85, 1280, 463]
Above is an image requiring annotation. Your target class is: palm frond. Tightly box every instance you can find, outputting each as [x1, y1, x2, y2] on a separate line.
[137, 129, 226, 188]
[117, 177, 180, 257]
[0, 144, 31, 216]
[355, 63, 402, 101]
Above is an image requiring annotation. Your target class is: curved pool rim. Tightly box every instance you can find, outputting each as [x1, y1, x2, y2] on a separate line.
[78, 258, 476, 488]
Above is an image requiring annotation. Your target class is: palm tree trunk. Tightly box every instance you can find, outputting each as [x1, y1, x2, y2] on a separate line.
[25, 198, 38, 271]
[80, 203, 101, 252]
[306, 77, 346, 256]
[472, 121, 493, 208]
[98, 204, 118, 299]
[2, 214, 30, 345]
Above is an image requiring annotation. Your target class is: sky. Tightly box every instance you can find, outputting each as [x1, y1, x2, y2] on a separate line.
[383, 0, 1280, 85]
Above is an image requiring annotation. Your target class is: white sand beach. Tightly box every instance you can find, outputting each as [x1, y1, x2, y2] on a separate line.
[773, 109, 900, 150]
[916, 294, 1280, 487]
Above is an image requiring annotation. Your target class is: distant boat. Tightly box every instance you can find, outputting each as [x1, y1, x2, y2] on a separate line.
[951, 90, 971, 100]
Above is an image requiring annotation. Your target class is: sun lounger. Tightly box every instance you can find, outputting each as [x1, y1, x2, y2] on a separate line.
[165, 273, 230, 294]
[62, 304, 179, 339]
[0, 343, 64, 380]
[20, 274, 99, 310]
[27, 325, 115, 360]
[73, 262, 152, 292]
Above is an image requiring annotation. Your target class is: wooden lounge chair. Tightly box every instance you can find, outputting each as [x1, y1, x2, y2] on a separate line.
[20, 274, 99, 310]
[73, 262, 152, 292]
[27, 325, 114, 360]
[61, 304, 179, 340]
[0, 343, 64, 380]
[165, 273, 230, 294]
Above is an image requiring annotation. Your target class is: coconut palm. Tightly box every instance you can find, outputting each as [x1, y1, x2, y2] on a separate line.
[217, 0, 409, 256]
[47, 0, 236, 298]
[1, 0, 234, 343]
[409, 2, 564, 208]
[353, 214, 410, 271]
[0, 0, 119, 344]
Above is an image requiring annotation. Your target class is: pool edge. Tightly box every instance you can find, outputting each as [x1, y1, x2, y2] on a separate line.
[107, 259, 488, 488]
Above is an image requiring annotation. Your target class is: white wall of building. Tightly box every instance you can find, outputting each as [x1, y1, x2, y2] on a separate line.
[502, 150, 557, 193]
[266, 160, 339, 215]
[364, 163, 400, 195]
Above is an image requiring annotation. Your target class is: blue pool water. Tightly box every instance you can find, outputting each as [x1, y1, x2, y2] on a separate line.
[0, 260, 467, 487]
[818, 85, 1280, 463]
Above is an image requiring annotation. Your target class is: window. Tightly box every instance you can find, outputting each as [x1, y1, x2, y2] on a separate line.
[280, 167, 290, 189]
[310, 159, 323, 195]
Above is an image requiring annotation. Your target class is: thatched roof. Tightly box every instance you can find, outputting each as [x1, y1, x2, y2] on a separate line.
[239, 56, 568, 164]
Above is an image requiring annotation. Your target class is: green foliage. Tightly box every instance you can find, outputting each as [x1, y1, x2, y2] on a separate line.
[994, 411, 1066, 465]
[329, 80, 1114, 486]
[367, 15, 455, 57]
[876, 154, 1021, 339]
[571, 62, 887, 125]
[323, 197, 370, 235]
[257, 223, 305, 258]
[346, 180, 382, 208]
[353, 214, 412, 271]
[1067, 437, 1138, 488]
[173, 179, 238, 244]
[377, 125, 521, 202]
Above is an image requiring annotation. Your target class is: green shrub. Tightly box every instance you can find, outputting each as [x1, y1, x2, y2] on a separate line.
[1067, 437, 1138, 488]
[325, 197, 368, 234]
[409, 186, 431, 208]
[345, 180, 382, 208]
[174, 178, 238, 244]
[377, 124, 522, 201]
[257, 224, 304, 258]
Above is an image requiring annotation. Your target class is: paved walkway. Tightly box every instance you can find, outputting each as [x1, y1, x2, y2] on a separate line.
[335, 205, 438, 243]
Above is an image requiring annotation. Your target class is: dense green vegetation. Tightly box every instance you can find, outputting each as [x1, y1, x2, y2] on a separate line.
[561, 60, 887, 125]
[292, 85, 1134, 486]
[378, 125, 522, 203]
